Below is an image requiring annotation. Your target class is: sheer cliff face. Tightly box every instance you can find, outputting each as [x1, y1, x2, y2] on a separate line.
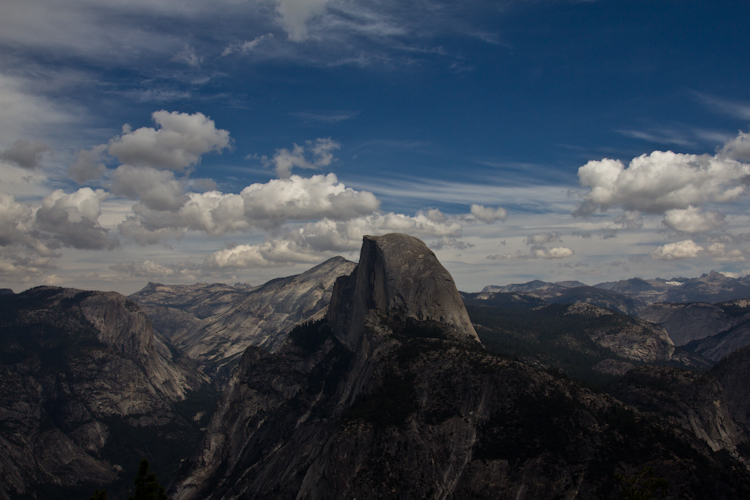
[130, 257, 356, 382]
[328, 234, 479, 350]
[174, 234, 750, 500]
[0, 287, 205, 499]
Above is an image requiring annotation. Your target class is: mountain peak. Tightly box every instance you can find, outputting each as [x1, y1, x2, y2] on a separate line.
[328, 233, 479, 349]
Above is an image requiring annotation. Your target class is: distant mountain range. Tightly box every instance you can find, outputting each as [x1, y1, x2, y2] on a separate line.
[5, 254, 750, 499]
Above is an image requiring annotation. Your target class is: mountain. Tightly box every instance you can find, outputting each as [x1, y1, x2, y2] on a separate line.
[479, 282, 645, 315]
[711, 345, 750, 433]
[0, 287, 211, 500]
[639, 299, 750, 361]
[596, 271, 750, 305]
[173, 234, 750, 500]
[130, 257, 355, 383]
[480, 271, 750, 314]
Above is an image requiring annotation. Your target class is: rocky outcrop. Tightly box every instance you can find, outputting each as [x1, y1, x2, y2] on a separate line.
[712, 345, 750, 431]
[640, 300, 750, 361]
[639, 302, 744, 346]
[0, 287, 207, 499]
[174, 257, 355, 378]
[173, 234, 750, 500]
[329, 234, 479, 350]
[610, 366, 746, 454]
[564, 303, 675, 362]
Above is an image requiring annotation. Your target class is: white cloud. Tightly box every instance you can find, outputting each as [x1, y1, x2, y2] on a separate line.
[706, 243, 744, 262]
[0, 139, 51, 169]
[532, 246, 574, 259]
[222, 33, 275, 56]
[575, 144, 749, 216]
[266, 138, 340, 178]
[203, 209, 462, 269]
[107, 110, 231, 171]
[117, 173, 381, 242]
[663, 206, 725, 233]
[487, 245, 574, 261]
[650, 240, 704, 260]
[470, 204, 507, 224]
[273, 0, 331, 41]
[172, 44, 202, 67]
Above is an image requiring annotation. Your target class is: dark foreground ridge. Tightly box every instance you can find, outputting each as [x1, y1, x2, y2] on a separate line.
[172, 234, 750, 500]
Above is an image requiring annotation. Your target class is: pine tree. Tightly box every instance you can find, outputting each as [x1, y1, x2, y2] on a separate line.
[84, 489, 107, 500]
[127, 459, 168, 500]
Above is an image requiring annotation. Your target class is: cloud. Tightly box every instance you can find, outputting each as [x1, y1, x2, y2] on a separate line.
[487, 245, 574, 261]
[172, 44, 202, 67]
[650, 240, 704, 260]
[525, 231, 560, 246]
[0, 139, 51, 169]
[68, 144, 108, 183]
[663, 206, 725, 233]
[203, 209, 462, 269]
[110, 165, 189, 211]
[222, 33, 275, 56]
[35, 188, 119, 250]
[289, 110, 358, 123]
[117, 173, 381, 242]
[266, 138, 340, 178]
[706, 243, 744, 262]
[532, 246, 574, 259]
[273, 0, 331, 41]
[107, 110, 231, 171]
[719, 130, 750, 162]
[470, 204, 507, 224]
[575, 147, 749, 217]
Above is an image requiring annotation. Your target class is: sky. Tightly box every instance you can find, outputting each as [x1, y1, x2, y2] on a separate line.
[1, 0, 750, 295]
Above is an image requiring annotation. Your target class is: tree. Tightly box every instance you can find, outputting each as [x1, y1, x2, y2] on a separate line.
[84, 490, 107, 500]
[615, 466, 669, 500]
[127, 459, 168, 500]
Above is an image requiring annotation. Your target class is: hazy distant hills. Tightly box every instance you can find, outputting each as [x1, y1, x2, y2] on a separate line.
[482, 270, 750, 312]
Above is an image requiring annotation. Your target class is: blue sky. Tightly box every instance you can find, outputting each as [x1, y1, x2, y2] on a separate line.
[1, 0, 750, 294]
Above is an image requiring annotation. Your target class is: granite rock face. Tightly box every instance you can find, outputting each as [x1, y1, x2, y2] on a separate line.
[712, 345, 750, 432]
[131, 257, 355, 383]
[173, 234, 750, 500]
[328, 234, 479, 350]
[0, 287, 205, 500]
[610, 366, 746, 454]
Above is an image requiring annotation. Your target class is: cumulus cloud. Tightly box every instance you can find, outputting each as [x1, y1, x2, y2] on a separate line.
[719, 130, 750, 162]
[273, 0, 331, 41]
[650, 240, 704, 260]
[470, 204, 507, 224]
[107, 110, 231, 170]
[706, 243, 744, 262]
[68, 144, 108, 183]
[110, 165, 188, 211]
[117, 173, 381, 242]
[0, 139, 51, 169]
[663, 206, 725, 233]
[266, 138, 340, 178]
[575, 144, 749, 217]
[203, 209, 462, 269]
[35, 188, 119, 250]
[525, 231, 560, 246]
